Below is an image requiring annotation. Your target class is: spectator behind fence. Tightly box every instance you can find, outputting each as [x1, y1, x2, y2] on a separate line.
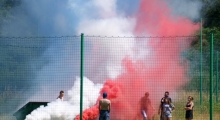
[162, 98, 174, 120]
[139, 92, 155, 120]
[158, 91, 174, 120]
[99, 92, 111, 120]
[184, 96, 194, 120]
[57, 90, 64, 101]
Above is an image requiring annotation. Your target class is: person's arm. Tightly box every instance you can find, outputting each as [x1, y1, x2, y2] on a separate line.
[148, 99, 155, 111]
[158, 103, 162, 115]
[170, 103, 175, 110]
[108, 101, 111, 113]
[158, 98, 163, 114]
[99, 100, 101, 111]
[169, 98, 174, 110]
[184, 103, 187, 110]
[139, 98, 142, 110]
[184, 102, 194, 110]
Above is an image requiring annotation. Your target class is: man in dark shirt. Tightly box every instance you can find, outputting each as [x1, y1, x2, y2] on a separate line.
[158, 91, 174, 120]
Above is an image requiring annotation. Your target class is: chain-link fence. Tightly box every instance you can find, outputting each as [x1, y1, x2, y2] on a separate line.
[0, 35, 219, 120]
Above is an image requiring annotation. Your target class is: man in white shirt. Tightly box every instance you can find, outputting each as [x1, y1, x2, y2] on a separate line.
[57, 90, 64, 101]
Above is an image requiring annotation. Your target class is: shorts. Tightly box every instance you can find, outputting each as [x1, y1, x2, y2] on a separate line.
[185, 110, 193, 119]
[99, 110, 110, 120]
[164, 112, 172, 118]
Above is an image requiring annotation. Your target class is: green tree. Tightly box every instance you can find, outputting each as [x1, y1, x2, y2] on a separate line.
[0, 0, 21, 36]
[184, 0, 220, 91]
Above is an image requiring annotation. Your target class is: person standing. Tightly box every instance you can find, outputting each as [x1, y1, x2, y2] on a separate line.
[158, 91, 174, 120]
[139, 92, 155, 120]
[99, 92, 111, 120]
[57, 90, 64, 101]
[184, 96, 194, 120]
[162, 98, 173, 120]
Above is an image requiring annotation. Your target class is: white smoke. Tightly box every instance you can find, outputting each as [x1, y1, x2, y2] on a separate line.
[78, 17, 136, 81]
[93, 0, 117, 17]
[74, 0, 138, 82]
[77, 18, 135, 36]
[25, 77, 103, 120]
[24, 0, 138, 119]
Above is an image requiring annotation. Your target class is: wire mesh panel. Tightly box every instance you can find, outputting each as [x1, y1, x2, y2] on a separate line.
[185, 34, 220, 120]
[0, 36, 81, 120]
[81, 36, 219, 120]
[0, 36, 219, 120]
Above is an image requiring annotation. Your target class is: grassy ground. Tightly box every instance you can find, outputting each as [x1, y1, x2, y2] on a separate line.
[0, 114, 16, 120]
[0, 90, 219, 120]
[159, 91, 220, 120]
[138, 91, 220, 120]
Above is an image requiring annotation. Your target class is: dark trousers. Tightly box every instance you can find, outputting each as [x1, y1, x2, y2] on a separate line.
[99, 110, 110, 120]
[160, 110, 164, 120]
[160, 116, 164, 120]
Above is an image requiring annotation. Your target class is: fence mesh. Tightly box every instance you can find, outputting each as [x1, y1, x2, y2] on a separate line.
[0, 36, 219, 120]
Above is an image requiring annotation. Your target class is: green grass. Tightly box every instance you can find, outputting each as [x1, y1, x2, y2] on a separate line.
[170, 91, 220, 120]
[0, 90, 220, 120]
[0, 114, 16, 120]
[148, 91, 220, 120]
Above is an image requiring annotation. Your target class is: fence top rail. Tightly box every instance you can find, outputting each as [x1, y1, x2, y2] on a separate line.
[0, 35, 202, 39]
[84, 35, 200, 38]
[0, 36, 80, 39]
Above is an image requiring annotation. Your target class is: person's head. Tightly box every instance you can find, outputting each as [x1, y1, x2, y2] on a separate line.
[103, 92, 107, 98]
[188, 96, 193, 102]
[59, 91, 64, 97]
[164, 91, 169, 97]
[164, 98, 170, 104]
[145, 92, 149, 98]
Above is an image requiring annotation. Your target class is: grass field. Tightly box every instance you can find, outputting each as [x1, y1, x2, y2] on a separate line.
[0, 114, 16, 120]
[161, 91, 220, 120]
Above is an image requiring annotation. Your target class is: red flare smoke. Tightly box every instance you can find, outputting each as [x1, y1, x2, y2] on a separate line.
[76, 0, 200, 119]
[74, 105, 99, 120]
[135, 0, 199, 36]
[74, 80, 123, 120]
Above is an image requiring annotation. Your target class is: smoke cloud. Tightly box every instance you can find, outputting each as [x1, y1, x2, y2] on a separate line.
[0, 0, 202, 119]
[74, 0, 200, 119]
[25, 77, 102, 120]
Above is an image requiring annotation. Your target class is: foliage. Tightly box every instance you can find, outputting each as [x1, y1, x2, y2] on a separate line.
[183, 0, 220, 91]
[201, 0, 220, 29]
[0, 0, 21, 36]
[0, 1, 46, 114]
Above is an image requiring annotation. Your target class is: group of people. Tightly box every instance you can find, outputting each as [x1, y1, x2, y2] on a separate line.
[98, 91, 194, 120]
[56, 90, 194, 120]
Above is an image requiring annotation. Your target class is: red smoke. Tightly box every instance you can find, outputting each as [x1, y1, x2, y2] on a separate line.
[74, 80, 123, 120]
[74, 105, 99, 120]
[75, 0, 199, 119]
[135, 0, 199, 36]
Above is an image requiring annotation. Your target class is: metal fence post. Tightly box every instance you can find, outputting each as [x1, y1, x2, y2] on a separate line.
[80, 33, 84, 120]
[216, 51, 219, 103]
[200, 18, 203, 105]
[210, 33, 214, 120]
